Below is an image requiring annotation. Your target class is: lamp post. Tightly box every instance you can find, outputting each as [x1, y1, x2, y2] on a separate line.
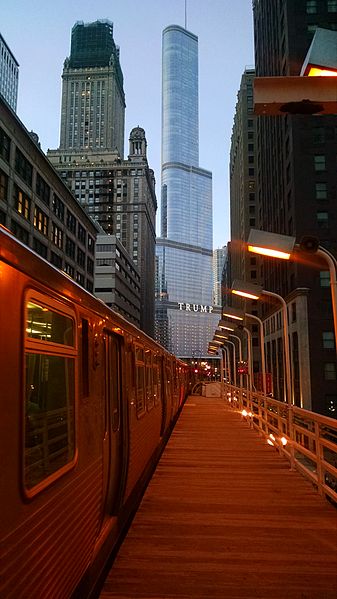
[229, 333, 243, 388]
[231, 279, 292, 407]
[243, 326, 253, 393]
[224, 339, 237, 386]
[247, 228, 337, 359]
[223, 306, 267, 396]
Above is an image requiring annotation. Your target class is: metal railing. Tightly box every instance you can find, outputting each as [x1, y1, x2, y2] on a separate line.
[224, 383, 337, 504]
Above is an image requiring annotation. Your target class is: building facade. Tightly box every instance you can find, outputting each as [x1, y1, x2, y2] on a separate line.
[49, 128, 157, 337]
[252, 1, 337, 416]
[0, 96, 98, 291]
[0, 33, 19, 111]
[59, 20, 125, 156]
[155, 25, 219, 357]
[49, 21, 157, 337]
[212, 246, 227, 307]
[94, 233, 141, 327]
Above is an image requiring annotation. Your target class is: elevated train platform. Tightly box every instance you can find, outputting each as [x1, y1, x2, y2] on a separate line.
[99, 395, 337, 599]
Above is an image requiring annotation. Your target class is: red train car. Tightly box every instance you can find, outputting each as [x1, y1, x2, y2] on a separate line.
[0, 226, 191, 598]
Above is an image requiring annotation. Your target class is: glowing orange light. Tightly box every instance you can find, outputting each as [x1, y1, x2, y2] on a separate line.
[232, 289, 260, 300]
[223, 312, 244, 321]
[269, 433, 275, 441]
[308, 67, 337, 77]
[241, 409, 248, 417]
[248, 244, 291, 260]
[219, 324, 235, 331]
[267, 439, 274, 446]
[281, 436, 288, 446]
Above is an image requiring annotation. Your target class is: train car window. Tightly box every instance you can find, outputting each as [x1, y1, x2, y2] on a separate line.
[24, 293, 77, 497]
[81, 318, 89, 398]
[135, 345, 146, 418]
[136, 365, 145, 417]
[146, 363, 154, 411]
[105, 333, 121, 432]
[26, 301, 74, 346]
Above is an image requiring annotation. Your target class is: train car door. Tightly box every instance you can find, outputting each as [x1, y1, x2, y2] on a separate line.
[101, 331, 123, 522]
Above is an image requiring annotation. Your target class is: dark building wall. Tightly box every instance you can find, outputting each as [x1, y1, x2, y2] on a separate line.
[253, 0, 337, 416]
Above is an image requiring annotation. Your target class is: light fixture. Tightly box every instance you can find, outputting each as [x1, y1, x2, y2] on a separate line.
[300, 28, 337, 77]
[231, 280, 263, 301]
[247, 229, 295, 261]
[222, 306, 244, 321]
[218, 319, 235, 331]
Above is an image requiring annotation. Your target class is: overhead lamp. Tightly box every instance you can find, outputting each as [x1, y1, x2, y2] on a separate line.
[214, 328, 228, 338]
[231, 280, 263, 301]
[300, 28, 337, 77]
[247, 228, 296, 261]
[218, 319, 235, 331]
[222, 306, 244, 321]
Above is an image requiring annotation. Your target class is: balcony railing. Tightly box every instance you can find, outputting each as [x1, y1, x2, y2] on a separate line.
[224, 383, 337, 505]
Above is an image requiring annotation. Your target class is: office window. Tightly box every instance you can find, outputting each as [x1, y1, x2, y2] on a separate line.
[0, 127, 10, 162]
[52, 223, 63, 249]
[15, 148, 32, 186]
[14, 185, 31, 220]
[67, 210, 77, 234]
[328, 0, 337, 12]
[317, 211, 329, 227]
[34, 207, 48, 236]
[324, 362, 336, 380]
[36, 173, 50, 206]
[52, 194, 65, 221]
[0, 169, 8, 201]
[314, 155, 325, 171]
[315, 182, 327, 200]
[320, 271, 330, 287]
[306, 0, 317, 12]
[323, 332, 335, 349]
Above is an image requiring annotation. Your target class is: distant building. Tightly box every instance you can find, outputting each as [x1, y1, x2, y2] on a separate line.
[95, 233, 141, 327]
[0, 33, 19, 111]
[155, 25, 219, 357]
[212, 247, 227, 307]
[49, 21, 157, 336]
[59, 19, 125, 156]
[229, 68, 257, 288]
[0, 96, 99, 291]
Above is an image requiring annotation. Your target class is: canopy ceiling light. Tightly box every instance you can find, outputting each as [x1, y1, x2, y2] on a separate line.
[247, 228, 296, 261]
[222, 306, 244, 321]
[231, 280, 263, 301]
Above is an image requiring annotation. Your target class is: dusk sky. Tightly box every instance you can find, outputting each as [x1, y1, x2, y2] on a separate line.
[1, 0, 254, 248]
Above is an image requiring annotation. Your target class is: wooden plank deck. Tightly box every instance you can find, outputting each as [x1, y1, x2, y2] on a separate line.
[100, 396, 337, 599]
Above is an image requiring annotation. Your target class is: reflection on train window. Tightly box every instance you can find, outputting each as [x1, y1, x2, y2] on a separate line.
[25, 354, 75, 489]
[24, 294, 77, 495]
[136, 364, 145, 417]
[26, 301, 74, 346]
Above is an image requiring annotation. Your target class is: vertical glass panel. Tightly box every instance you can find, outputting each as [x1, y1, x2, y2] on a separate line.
[26, 302, 74, 346]
[25, 354, 75, 489]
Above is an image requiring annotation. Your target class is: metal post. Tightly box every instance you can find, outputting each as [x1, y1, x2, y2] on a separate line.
[243, 326, 253, 394]
[225, 340, 237, 386]
[262, 289, 294, 469]
[245, 313, 267, 395]
[229, 333, 243, 387]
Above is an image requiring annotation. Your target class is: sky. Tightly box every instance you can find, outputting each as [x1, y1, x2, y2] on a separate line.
[1, 0, 254, 248]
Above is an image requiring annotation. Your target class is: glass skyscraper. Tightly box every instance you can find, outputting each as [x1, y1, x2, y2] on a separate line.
[155, 25, 219, 357]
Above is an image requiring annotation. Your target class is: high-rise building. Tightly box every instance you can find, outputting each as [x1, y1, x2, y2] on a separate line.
[59, 20, 125, 156]
[155, 25, 219, 357]
[229, 68, 257, 287]
[0, 33, 19, 111]
[252, 1, 337, 416]
[49, 21, 156, 337]
[212, 246, 227, 307]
